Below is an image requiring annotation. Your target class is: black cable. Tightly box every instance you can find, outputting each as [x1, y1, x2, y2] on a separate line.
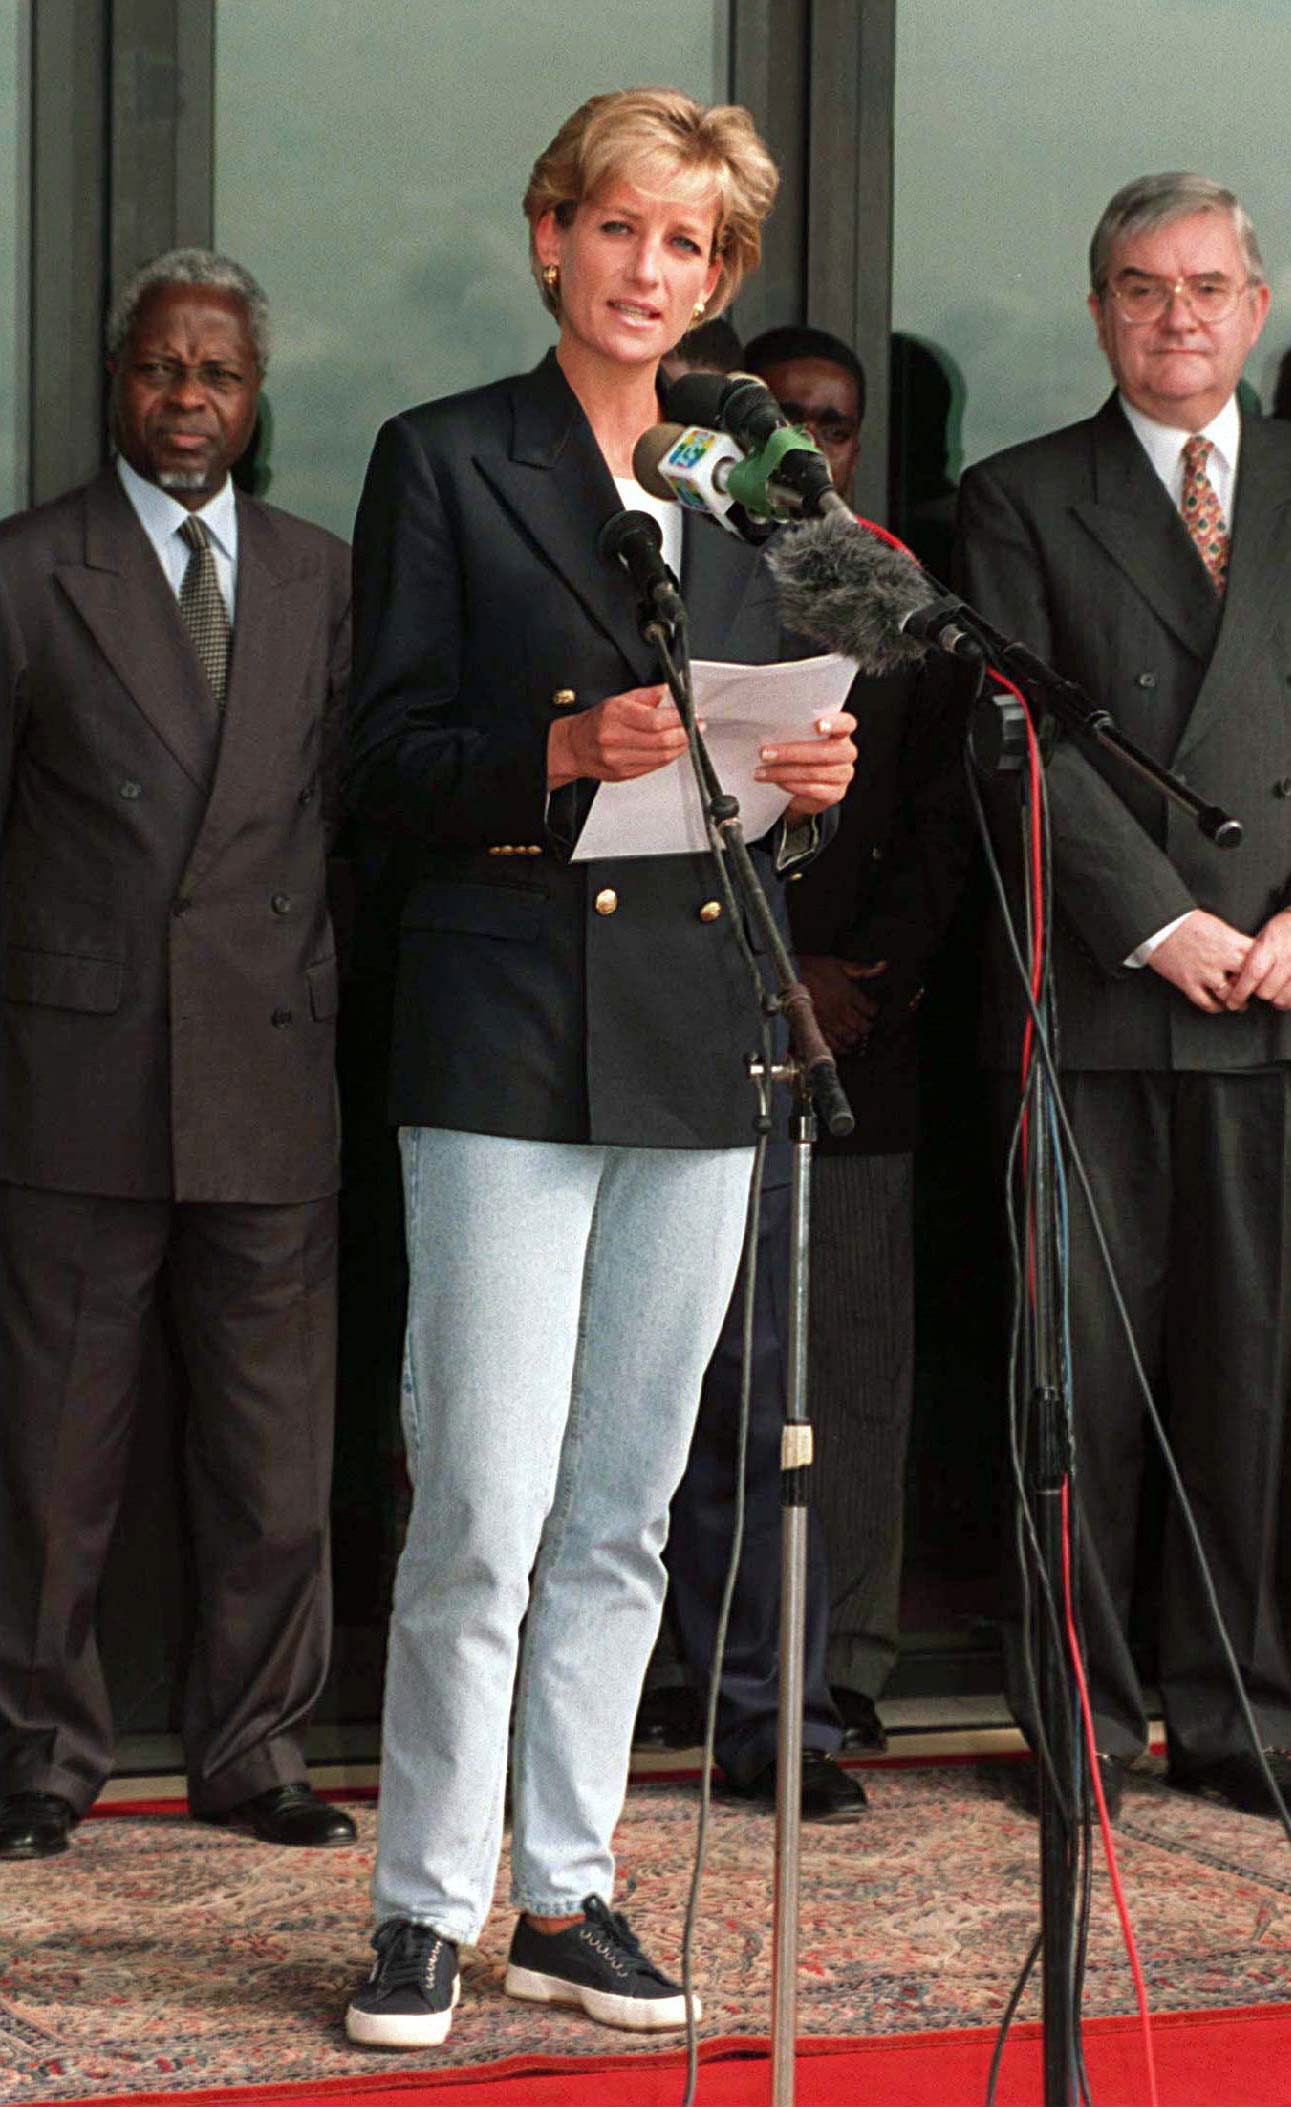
[985, 1927, 1043, 2104]
[969, 691, 1291, 2107]
[973, 720, 1291, 1843]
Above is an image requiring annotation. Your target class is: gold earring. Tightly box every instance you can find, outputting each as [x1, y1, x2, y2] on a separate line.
[542, 263, 559, 299]
[691, 300, 706, 325]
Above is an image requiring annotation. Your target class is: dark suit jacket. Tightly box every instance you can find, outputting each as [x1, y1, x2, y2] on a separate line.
[787, 658, 972, 1154]
[0, 466, 351, 1201]
[957, 394, 1291, 1071]
[346, 351, 827, 1151]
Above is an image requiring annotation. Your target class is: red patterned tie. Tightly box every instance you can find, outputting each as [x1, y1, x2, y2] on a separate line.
[1179, 434, 1229, 595]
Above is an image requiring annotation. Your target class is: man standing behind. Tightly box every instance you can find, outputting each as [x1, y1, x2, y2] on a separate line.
[959, 174, 1291, 1817]
[747, 326, 973, 1749]
[0, 249, 354, 1858]
[659, 326, 970, 1801]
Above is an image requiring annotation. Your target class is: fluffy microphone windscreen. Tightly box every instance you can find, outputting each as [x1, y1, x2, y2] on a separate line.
[767, 512, 931, 676]
[632, 423, 687, 501]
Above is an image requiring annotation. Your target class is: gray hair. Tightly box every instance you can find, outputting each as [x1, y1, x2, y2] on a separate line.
[106, 248, 271, 371]
[1089, 173, 1264, 293]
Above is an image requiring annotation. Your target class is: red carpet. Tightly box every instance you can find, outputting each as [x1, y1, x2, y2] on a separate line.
[55, 2004, 1291, 2106]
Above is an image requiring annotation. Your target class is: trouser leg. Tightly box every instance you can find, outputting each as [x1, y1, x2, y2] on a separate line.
[809, 1152, 914, 1701]
[509, 1143, 753, 1913]
[0, 1185, 170, 1813]
[371, 1130, 606, 1943]
[168, 1197, 338, 1813]
[664, 1179, 839, 1782]
[1014, 1072, 1170, 1759]
[1159, 1072, 1291, 1761]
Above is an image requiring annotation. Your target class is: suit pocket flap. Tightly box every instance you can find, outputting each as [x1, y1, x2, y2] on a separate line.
[401, 880, 546, 942]
[5, 945, 123, 1013]
[307, 955, 339, 1021]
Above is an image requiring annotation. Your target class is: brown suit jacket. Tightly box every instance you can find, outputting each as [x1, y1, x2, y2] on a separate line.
[0, 465, 350, 1201]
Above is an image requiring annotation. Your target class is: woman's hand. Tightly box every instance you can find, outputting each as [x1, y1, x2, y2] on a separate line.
[547, 686, 689, 789]
[755, 712, 857, 822]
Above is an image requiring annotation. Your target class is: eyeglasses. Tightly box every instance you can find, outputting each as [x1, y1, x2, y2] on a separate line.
[1105, 272, 1254, 325]
[774, 402, 859, 450]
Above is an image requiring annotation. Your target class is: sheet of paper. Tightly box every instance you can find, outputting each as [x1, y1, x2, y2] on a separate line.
[569, 652, 857, 862]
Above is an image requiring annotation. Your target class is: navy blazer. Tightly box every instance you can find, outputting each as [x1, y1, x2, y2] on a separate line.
[346, 351, 824, 1150]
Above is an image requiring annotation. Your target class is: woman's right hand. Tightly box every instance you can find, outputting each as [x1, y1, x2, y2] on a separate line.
[547, 686, 689, 789]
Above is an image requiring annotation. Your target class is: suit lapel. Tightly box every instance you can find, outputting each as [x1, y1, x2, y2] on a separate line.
[474, 352, 658, 689]
[182, 495, 325, 889]
[54, 468, 218, 789]
[1071, 395, 1221, 669]
[1176, 417, 1291, 765]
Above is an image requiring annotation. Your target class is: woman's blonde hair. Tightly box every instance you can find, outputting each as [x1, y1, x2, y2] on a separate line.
[523, 87, 779, 318]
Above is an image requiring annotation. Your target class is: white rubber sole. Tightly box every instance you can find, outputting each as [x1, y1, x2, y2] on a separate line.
[504, 1962, 699, 2031]
[345, 1973, 460, 2048]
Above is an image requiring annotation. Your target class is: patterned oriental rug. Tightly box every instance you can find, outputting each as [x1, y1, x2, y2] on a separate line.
[3, 1759, 1291, 2105]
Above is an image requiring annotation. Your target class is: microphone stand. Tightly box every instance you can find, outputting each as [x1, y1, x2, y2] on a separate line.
[970, 648, 1237, 2107]
[634, 583, 853, 2107]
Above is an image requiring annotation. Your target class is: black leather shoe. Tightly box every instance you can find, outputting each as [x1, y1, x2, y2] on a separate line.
[725, 1750, 868, 1822]
[831, 1686, 888, 1752]
[0, 1791, 77, 1860]
[208, 1783, 357, 1846]
[1167, 1748, 1291, 1819]
[633, 1686, 704, 1750]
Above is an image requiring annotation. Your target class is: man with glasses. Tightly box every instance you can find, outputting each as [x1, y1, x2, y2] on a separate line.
[958, 173, 1291, 1818]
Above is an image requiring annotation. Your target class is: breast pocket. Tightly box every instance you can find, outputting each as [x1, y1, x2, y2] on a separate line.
[4, 944, 124, 1013]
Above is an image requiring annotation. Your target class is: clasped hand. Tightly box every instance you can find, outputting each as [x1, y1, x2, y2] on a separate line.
[1147, 906, 1291, 1012]
[547, 684, 857, 822]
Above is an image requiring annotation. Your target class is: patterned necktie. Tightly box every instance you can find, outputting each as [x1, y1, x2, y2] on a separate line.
[1179, 434, 1230, 595]
[178, 514, 232, 706]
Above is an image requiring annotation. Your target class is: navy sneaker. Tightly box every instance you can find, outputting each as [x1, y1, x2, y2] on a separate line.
[505, 1895, 697, 2031]
[345, 1917, 460, 2047]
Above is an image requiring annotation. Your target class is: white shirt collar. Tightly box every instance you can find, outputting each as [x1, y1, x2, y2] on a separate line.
[1118, 391, 1241, 488]
[116, 453, 238, 566]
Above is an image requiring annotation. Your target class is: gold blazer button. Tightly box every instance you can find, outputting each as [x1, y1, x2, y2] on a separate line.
[552, 687, 577, 708]
[698, 900, 722, 922]
[594, 888, 618, 916]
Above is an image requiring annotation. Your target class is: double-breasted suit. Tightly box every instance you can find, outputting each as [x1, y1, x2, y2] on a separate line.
[958, 394, 1291, 1763]
[0, 464, 350, 1816]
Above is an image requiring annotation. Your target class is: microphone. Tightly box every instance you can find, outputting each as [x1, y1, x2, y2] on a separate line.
[598, 508, 686, 626]
[665, 369, 791, 450]
[633, 422, 757, 538]
[767, 511, 985, 676]
[634, 416, 845, 535]
[664, 371, 849, 524]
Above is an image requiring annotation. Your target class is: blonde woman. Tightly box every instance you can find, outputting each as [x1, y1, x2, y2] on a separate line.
[344, 87, 855, 2048]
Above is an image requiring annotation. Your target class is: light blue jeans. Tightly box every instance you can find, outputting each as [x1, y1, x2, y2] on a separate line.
[371, 1127, 755, 1943]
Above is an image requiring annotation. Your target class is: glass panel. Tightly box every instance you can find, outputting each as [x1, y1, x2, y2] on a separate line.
[215, 1, 726, 537]
[0, 0, 30, 514]
[893, 0, 1291, 486]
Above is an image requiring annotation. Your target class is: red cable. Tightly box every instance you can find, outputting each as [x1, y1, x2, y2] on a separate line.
[1062, 1480, 1160, 2105]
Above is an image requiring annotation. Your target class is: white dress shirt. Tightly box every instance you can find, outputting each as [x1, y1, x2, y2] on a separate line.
[116, 454, 239, 619]
[1118, 393, 1240, 968]
[1119, 391, 1240, 524]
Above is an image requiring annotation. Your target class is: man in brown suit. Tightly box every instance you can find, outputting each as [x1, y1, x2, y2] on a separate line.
[0, 249, 354, 1858]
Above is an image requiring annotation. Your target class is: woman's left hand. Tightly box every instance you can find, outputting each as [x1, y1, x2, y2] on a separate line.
[754, 712, 857, 822]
